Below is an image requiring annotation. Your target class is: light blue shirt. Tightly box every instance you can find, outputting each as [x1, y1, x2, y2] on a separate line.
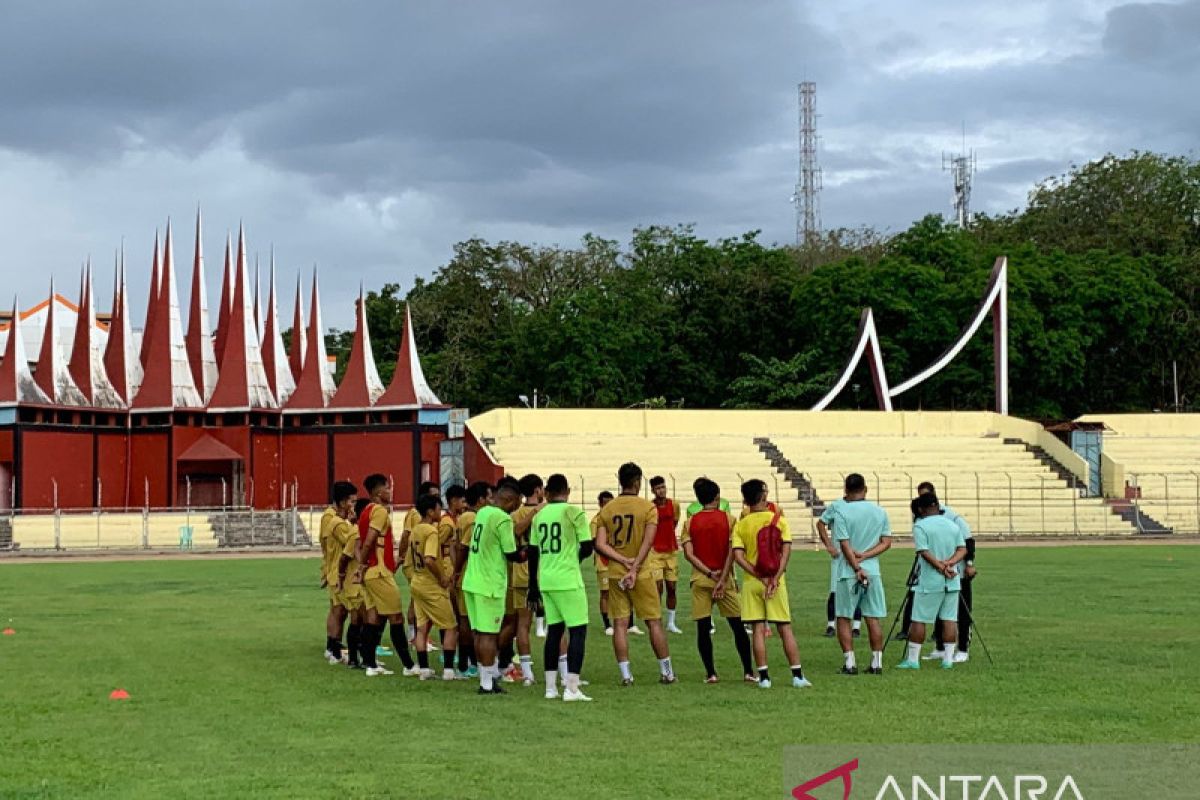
[832, 499, 891, 579]
[913, 515, 966, 593]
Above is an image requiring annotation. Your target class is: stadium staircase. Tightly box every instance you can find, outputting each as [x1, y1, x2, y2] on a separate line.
[0, 517, 12, 550]
[1090, 431, 1199, 534]
[210, 510, 309, 547]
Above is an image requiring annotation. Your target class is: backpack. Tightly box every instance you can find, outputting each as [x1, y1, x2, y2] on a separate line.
[754, 507, 784, 576]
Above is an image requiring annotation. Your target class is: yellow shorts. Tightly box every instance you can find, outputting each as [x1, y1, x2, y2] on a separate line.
[401, 563, 415, 583]
[649, 550, 679, 582]
[340, 581, 366, 612]
[363, 570, 403, 616]
[455, 586, 468, 620]
[608, 571, 661, 621]
[740, 576, 790, 624]
[595, 559, 609, 591]
[690, 573, 741, 620]
[326, 584, 341, 605]
[507, 586, 528, 613]
[412, 581, 457, 630]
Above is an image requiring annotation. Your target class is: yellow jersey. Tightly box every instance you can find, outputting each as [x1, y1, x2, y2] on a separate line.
[596, 493, 658, 578]
[731, 509, 793, 584]
[510, 504, 539, 589]
[319, 507, 348, 583]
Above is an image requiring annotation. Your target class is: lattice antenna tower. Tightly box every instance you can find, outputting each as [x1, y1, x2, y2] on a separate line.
[793, 81, 822, 245]
[943, 127, 976, 228]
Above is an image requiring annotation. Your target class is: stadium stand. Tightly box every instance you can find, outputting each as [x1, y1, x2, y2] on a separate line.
[1077, 414, 1200, 534]
[470, 409, 1140, 538]
[12, 512, 219, 551]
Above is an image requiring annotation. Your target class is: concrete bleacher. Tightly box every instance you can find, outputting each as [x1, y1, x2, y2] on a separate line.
[470, 408, 1139, 539]
[1078, 414, 1200, 534]
[11, 512, 218, 551]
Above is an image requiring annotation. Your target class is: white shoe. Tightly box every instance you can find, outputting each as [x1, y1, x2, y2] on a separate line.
[954, 651, 970, 663]
[365, 666, 391, 677]
[443, 668, 456, 681]
[426, 642, 439, 652]
[628, 626, 644, 636]
[324, 651, 340, 665]
[922, 650, 946, 661]
[667, 624, 683, 635]
[757, 678, 772, 689]
[604, 626, 614, 636]
[563, 688, 593, 702]
[402, 665, 422, 677]
[709, 624, 716, 635]
[522, 676, 535, 687]
[545, 688, 559, 700]
[418, 668, 436, 680]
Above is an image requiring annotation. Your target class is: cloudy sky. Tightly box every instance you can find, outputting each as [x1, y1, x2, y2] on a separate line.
[1, 1, 1197, 326]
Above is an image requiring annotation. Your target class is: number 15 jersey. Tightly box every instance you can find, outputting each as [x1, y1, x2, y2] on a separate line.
[531, 501, 592, 591]
[597, 493, 658, 580]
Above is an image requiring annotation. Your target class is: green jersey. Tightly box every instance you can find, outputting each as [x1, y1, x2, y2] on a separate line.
[462, 505, 517, 599]
[912, 515, 966, 594]
[531, 501, 591, 591]
[831, 499, 891, 579]
[686, 498, 731, 518]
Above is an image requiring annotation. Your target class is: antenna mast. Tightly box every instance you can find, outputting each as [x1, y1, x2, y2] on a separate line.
[794, 81, 822, 245]
[942, 129, 976, 228]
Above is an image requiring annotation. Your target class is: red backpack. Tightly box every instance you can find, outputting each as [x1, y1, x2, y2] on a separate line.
[754, 507, 784, 576]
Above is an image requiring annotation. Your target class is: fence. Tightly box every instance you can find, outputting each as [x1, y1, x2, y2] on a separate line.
[1127, 472, 1200, 534]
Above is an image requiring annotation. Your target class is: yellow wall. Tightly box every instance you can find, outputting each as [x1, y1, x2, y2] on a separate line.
[1076, 413, 1200, 437]
[1101, 453, 1126, 499]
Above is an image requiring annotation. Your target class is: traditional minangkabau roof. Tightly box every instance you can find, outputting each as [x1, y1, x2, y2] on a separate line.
[330, 284, 385, 408]
[133, 220, 203, 409]
[213, 232, 233, 368]
[287, 274, 306, 383]
[260, 252, 296, 404]
[103, 249, 143, 405]
[208, 226, 278, 411]
[67, 261, 123, 408]
[185, 208, 220, 402]
[377, 304, 444, 408]
[33, 276, 87, 406]
[0, 294, 51, 405]
[137, 231, 161, 370]
[284, 270, 336, 410]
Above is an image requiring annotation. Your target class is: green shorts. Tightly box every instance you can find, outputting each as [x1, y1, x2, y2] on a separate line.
[541, 587, 589, 628]
[912, 590, 959, 624]
[835, 576, 886, 619]
[464, 590, 506, 635]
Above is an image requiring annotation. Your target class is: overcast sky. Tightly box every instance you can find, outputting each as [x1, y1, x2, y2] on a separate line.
[1, 1, 1197, 327]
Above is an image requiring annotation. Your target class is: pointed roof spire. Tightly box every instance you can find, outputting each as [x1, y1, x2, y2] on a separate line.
[214, 231, 233, 366]
[68, 260, 123, 407]
[133, 220, 203, 409]
[185, 207, 219, 401]
[104, 249, 142, 404]
[287, 273, 306, 382]
[138, 230, 161, 369]
[208, 225, 277, 411]
[285, 269, 336, 409]
[34, 277, 87, 406]
[260, 252, 296, 403]
[378, 304, 443, 408]
[330, 284, 385, 408]
[0, 295, 52, 405]
[253, 253, 263, 345]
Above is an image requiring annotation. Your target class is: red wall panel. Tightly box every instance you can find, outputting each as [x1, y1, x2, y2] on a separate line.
[96, 433, 130, 509]
[282, 432, 329, 507]
[331, 431, 415, 505]
[464, 426, 505, 486]
[252, 431, 283, 509]
[421, 430, 446, 488]
[0, 429, 13, 462]
[129, 432, 170, 508]
[21, 430, 94, 509]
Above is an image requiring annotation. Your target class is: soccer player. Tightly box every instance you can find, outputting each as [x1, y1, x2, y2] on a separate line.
[319, 481, 358, 664]
[680, 478, 753, 683]
[592, 491, 614, 635]
[898, 492, 967, 670]
[816, 497, 863, 639]
[829, 473, 892, 675]
[502, 474, 544, 685]
[649, 476, 683, 635]
[399, 480, 441, 642]
[899, 481, 974, 657]
[453, 482, 490, 677]
[353, 474, 418, 677]
[336, 497, 372, 668]
[594, 462, 676, 685]
[463, 481, 529, 694]
[731, 479, 810, 689]
[409, 494, 460, 680]
[531, 474, 594, 702]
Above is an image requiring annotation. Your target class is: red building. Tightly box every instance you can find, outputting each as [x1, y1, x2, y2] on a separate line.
[0, 212, 462, 511]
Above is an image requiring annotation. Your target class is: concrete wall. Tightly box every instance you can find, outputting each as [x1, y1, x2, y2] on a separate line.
[1076, 413, 1200, 437]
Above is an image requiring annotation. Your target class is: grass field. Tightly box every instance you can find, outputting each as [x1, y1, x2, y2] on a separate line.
[1, 545, 1197, 799]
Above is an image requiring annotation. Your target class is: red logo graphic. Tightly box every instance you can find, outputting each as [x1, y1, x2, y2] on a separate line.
[792, 759, 859, 800]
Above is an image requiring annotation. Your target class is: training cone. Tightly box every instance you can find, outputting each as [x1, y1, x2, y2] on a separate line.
[109, 689, 130, 701]
[2, 628, 14, 636]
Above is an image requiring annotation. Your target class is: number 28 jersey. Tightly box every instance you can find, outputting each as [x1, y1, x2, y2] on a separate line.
[597, 494, 658, 580]
[531, 501, 592, 591]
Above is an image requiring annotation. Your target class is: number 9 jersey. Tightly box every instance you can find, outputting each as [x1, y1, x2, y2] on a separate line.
[531, 501, 592, 591]
[596, 494, 658, 580]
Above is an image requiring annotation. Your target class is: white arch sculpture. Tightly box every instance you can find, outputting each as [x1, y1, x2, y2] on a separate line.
[810, 256, 1009, 414]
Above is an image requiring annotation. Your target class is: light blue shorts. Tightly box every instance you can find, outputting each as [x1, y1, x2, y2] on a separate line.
[835, 576, 886, 619]
[912, 590, 959, 624]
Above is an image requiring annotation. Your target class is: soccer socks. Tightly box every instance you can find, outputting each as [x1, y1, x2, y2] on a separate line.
[346, 624, 361, 666]
[826, 593, 836, 626]
[906, 642, 922, 663]
[943, 644, 956, 666]
[871, 650, 883, 670]
[543, 622, 565, 680]
[697, 621, 716, 677]
[519, 655, 534, 682]
[405, 623, 416, 642]
[498, 641, 515, 672]
[601, 611, 611, 629]
[442, 637, 456, 672]
[417, 649, 429, 670]
[667, 609, 677, 628]
[843, 650, 856, 670]
[480, 662, 494, 692]
[727, 617, 753, 675]
[618, 660, 633, 681]
[790, 664, 805, 680]
[852, 619, 862, 632]
[566, 624, 587, 674]
[658, 657, 674, 679]
[757, 665, 770, 683]
[558, 655, 569, 685]
[362, 625, 382, 669]
[389, 623, 415, 670]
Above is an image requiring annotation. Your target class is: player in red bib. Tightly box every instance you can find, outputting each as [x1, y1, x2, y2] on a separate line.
[649, 476, 683, 634]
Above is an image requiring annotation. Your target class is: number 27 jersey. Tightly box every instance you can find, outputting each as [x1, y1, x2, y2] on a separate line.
[531, 501, 592, 591]
[597, 494, 657, 579]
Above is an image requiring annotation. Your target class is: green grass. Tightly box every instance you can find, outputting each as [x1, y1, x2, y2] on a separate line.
[0, 545, 1196, 799]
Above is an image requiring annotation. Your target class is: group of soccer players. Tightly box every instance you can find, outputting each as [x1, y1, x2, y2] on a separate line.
[318, 463, 976, 699]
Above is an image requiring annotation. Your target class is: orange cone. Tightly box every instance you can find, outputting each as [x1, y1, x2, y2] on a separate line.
[109, 689, 130, 700]
[2, 628, 14, 635]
